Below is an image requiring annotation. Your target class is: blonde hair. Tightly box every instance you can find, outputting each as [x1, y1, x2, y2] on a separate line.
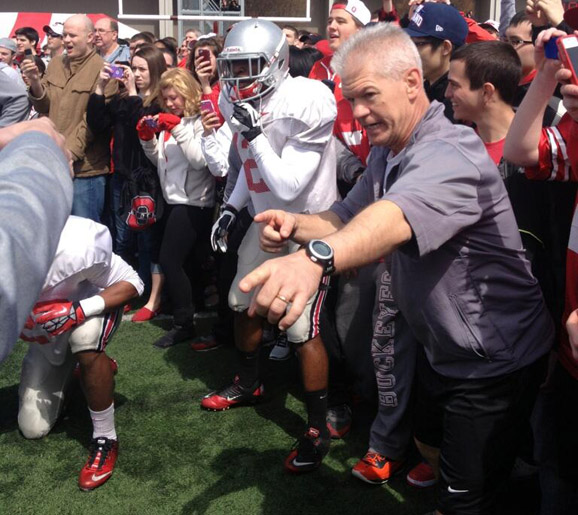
[158, 68, 201, 117]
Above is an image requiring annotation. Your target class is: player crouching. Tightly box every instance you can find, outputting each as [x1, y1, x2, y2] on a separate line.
[19, 216, 143, 491]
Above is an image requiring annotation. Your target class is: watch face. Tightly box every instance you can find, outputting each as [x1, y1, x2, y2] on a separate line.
[311, 240, 332, 258]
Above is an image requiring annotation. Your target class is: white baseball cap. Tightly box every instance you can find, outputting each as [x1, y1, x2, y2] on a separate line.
[332, 0, 372, 27]
[43, 22, 64, 37]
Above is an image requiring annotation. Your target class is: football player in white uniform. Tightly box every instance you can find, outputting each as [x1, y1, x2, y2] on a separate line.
[19, 216, 143, 491]
[201, 19, 339, 473]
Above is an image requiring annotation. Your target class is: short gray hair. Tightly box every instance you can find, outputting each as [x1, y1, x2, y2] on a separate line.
[332, 23, 422, 81]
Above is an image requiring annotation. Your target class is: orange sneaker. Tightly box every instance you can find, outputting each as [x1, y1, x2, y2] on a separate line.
[407, 461, 437, 488]
[351, 451, 404, 484]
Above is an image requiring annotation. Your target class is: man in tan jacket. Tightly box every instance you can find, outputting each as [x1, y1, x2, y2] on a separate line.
[22, 14, 117, 223]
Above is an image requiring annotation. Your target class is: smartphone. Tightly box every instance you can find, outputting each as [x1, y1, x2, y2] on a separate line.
[200, 99, 215, 113]
[24, 49, 34, 62]
[557, 35, 578, 85]
[198, 48, 211, 64]
[109, 64, 124, 79]
[144, 118, 158, 129]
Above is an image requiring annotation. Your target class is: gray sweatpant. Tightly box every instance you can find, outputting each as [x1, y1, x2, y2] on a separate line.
[368, 261, 417, 460]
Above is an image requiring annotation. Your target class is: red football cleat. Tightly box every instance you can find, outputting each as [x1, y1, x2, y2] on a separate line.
[284, 427, 330, 473]
[78, 437, 118, 491]
[201, 377, 263, 411]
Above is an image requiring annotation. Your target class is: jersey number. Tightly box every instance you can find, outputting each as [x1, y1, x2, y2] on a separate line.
[238, 135, 270, 193]
[244, 158, 270, 193]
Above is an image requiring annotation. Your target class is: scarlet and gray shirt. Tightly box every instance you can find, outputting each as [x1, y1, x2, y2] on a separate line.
[331, 101, 553, 379]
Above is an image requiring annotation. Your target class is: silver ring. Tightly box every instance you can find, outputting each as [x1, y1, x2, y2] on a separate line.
[276, 294, 289, 303]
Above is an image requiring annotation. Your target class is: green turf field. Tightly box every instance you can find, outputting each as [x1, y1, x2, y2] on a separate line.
[0, 316, 537, 514]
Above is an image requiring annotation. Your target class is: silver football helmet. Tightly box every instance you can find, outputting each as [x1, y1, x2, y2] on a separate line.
[218, 19, 289, 104]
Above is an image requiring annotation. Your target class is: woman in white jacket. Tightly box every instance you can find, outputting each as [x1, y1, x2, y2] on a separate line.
[138, 68, 215, 348]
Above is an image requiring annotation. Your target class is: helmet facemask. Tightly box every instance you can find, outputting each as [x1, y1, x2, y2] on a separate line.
[218, 49, 287, 104]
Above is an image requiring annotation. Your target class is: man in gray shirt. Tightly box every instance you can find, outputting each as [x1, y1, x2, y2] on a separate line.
[240, 24, 553, 514]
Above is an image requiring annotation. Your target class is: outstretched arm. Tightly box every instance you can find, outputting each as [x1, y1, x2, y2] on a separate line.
[241, 199, 411, 330]
[504, 28, 564, 166]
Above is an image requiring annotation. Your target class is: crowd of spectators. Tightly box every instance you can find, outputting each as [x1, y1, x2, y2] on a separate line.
[1, 0, 578, 512]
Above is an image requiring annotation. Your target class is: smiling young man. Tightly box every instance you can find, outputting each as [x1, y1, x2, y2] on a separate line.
[239, 24, 553, 514]
[308, 0, 371, 100]
[14, 26, 39, 59]
[21, 14, 118, 223]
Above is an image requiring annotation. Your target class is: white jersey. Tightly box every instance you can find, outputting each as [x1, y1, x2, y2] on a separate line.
[21, 216, 144, 363]
[226, 76, 338, 215]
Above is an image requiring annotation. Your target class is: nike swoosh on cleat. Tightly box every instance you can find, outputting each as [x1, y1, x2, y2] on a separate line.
[91, 472, 112, 482]
[447, 486, 469, 493]
[292, 459, 316, 467]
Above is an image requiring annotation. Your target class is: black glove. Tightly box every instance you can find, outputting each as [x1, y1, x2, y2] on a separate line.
[211, 205, 238, 253]
[231, 102, 262, 142]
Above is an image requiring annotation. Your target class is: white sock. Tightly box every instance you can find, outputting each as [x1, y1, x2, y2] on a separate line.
[89, 403, 117, 441]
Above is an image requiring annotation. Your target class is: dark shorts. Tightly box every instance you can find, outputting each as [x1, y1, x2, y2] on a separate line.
[414, 349, 547, 515]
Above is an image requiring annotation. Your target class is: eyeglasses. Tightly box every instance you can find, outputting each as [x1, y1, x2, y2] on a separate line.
[95, 29, 115, 34]
[500, 36, 533, 48]
[413, 41, 432, 48]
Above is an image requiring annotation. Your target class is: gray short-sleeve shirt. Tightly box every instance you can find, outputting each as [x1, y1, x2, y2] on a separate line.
[331, 101, 553, 379]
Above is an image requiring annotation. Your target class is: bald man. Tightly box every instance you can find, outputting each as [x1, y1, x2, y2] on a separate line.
[21, 14, 118, 223]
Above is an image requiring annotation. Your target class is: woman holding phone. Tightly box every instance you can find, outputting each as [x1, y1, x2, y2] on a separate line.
[189, 37, 225, 126]
[87, 44, 167, 323]
[137, 68, 215, 348]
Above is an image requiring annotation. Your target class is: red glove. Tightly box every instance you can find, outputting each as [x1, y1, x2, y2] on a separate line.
[32, 300, 87, 338]
[136, 117, 156, 141]
[157, 113, 181, 132]
[20, 309, 52, 344]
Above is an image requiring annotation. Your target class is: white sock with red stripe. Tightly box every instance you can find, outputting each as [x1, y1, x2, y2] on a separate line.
[89, 403, 117, 441]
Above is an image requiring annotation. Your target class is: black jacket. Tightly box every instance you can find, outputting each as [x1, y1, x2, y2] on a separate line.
[87, 93, 161, 179]
[424, 72, 456, 124]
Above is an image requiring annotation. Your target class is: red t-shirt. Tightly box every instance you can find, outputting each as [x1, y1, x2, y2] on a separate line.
[483, 138, 505, 165]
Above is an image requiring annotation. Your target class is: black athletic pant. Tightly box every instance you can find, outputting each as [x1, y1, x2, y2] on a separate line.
[159, 203, 212, 326]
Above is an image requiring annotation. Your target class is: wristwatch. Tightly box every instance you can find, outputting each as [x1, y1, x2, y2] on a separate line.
[305, 239, 335, 276]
